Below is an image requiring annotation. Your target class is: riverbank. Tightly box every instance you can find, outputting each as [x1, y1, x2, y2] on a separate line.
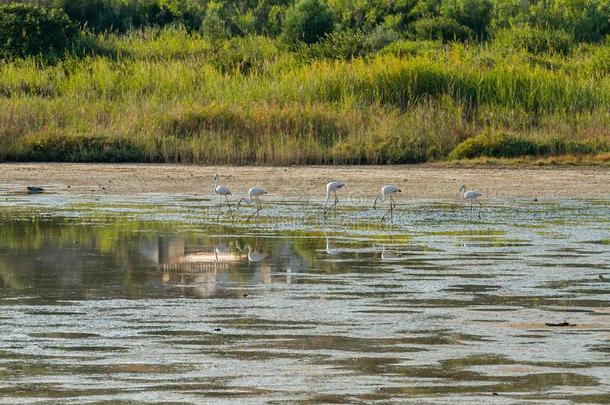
[1, 163, 609, 199]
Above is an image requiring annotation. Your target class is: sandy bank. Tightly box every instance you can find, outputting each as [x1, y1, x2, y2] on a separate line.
[1, 163, 609, 199]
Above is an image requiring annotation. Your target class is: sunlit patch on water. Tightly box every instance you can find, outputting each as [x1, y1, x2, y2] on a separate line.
[0, 190, 609, 402]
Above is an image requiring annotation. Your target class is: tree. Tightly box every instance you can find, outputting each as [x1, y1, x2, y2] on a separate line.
[412, 15, 473, 41]
[442, 0, 493, 40]
[282, 0, 335, 44]
[0, 3, 78, 59]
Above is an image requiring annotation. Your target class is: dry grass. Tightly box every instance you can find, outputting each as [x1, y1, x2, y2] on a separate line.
[1, 30, 609, 164]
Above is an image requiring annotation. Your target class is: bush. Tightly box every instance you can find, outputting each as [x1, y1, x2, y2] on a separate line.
[311, 26, 401, 60]
[211, 36, 283, 74]
[60, 0, 206, 33]
[14, 131, 144, 162]
[311, 30, 368, 59]
[364, 25, 401, 52]
[494, 26, 574, 55]
[0, 4, 79, 60]
[411, 16, 473, 42]
[442, 0, 493, 40]
[449, 132, 539, 159]
[200, 9, 230, 45]
[282, 0, 334, 45]
[533, 0, 610, 43]
[379, 39, 442, 57]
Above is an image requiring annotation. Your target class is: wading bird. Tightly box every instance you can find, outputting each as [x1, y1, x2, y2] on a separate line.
[373, 185, 401, 223]
[236, 240, 267, 263]
[459, 184, 482, 219]
[214, 174, 233, 218]
[323, 232, 340, 256]
[245, 245, 267, 263]
[237, 187, 268, 221]
[323, 181, 345, 218]
[374, 243, 402, 261]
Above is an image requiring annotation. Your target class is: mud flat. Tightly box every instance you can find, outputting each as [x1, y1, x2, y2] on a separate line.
[1, 163, 609, 198]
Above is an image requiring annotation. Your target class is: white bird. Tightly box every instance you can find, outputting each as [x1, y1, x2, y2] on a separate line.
[237, 187, 268, 221]
[236, 240, 267, 263]
[374, 243, 402, 261]
[323, 181, 345, 217]
[246, 245, 267, 263]
[213, 174, 233, 218]
[459, 184, 482, 219]
[373, 185, 401, 223]
[323, 232, 340, 256]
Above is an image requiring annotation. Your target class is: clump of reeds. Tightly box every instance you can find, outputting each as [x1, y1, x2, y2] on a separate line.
[1, 28, 609, 164]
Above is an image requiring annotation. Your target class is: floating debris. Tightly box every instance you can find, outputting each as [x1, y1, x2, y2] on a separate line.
[545, 322, 573, 327]
[26, 186, 44, 194]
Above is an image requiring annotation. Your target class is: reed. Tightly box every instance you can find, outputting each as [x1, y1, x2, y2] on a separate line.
[1, 29, 609, 164]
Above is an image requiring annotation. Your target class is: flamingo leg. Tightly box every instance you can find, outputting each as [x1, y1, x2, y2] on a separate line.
[322, 195, 330, 218]
[333, 191, 339, 213]
[469, 199, 473, 220]
[224, 195, 234, 219]
[217, 195, 222, 218]
[246, 198, 262, 222]
[325, 191, 339, 218]
[476, 199, 482, 219]
[380, 200, 390, 223]
[390, 195, 395, 224]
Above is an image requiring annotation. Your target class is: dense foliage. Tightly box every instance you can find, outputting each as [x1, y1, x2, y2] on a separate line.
[1, 0, 609, 46]
[0, 3, 78, 59]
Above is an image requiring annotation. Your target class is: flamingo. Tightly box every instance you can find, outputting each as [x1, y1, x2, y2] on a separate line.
[374, 243, 402, 261]
[373, 185, 401, 223]
[236, 240, 267, 263]
[245, 245, 267, 263]
[213, 174, 233, 218]
[237, 187, 268, 221]
[323, 181, 345, 218]
[459, 185, 482, 219]
[323, 232, 340, 256]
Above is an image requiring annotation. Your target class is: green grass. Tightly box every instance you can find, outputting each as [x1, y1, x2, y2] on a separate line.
[1, 28, 610, 164]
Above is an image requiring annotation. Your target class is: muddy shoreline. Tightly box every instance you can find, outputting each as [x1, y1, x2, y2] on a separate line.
[1, 163, 609, 198]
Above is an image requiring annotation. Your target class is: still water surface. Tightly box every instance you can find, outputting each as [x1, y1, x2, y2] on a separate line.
[0, 189, 609, 403]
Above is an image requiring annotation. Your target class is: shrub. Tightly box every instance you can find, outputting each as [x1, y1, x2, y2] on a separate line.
[0, 4, 79, 60]
[13, 131, 144, 162]
[449, 132, 539, 159]
[311, 30, 368, 59]
[494, 26, 574, 55]
[411, 16, 473, 42]
[379, 39, 442, 57]
[200, 9, 230, 44]
[442, 0, 493, 40]
[282, 0, 334, 45]
[364, 25, 401, 52]
[211, 36, 283, 74]
[537, 0, 610, 43]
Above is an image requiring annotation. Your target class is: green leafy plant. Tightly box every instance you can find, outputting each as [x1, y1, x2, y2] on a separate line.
[281, 0, 334, 45]
[0, 4, 79, 60]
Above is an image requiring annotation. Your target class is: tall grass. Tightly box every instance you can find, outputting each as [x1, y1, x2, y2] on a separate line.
[1, 29, 609, 164]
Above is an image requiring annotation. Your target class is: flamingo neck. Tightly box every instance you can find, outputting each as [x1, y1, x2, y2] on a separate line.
[324, 190, 331, 206]
[214, 177, 218, 190]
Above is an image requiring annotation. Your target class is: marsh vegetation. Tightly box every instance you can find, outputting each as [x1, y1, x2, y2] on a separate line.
[1, 1, 610, 164]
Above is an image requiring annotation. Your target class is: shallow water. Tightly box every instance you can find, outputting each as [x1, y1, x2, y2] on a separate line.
[0, 188, 609, 403]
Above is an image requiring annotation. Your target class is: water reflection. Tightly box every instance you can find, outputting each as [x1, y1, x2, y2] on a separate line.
[0, 218, 308, 299]
[0, 198, 609, 403]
